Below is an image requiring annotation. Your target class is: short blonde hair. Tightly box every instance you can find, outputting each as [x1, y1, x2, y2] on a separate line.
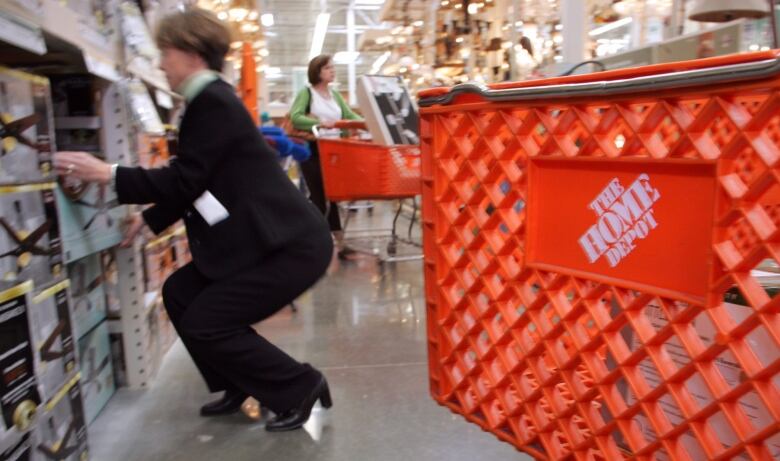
[155, 8, 232, 72]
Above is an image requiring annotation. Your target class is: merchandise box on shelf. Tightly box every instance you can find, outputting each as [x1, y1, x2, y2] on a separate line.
[356, 75, 420, 146]
[0, 281, 41, 445]
[136, 134, 169, 169]
[0, 431, 33, 461]
[32, 375, 88, 461]
[0, 67, 56, 184]
[120, 79, 167, 166]
[120, 2, 169, 93]
[142, 236, 175, 294]
[54, 184, 124, 264]
[63, 0, 115, 38]
[28, 280, 78, 405]
[77, 320, 114, 425]
[51, 75, 127, 264]
[67, 253, 107, 340]
[109, 297, 174, 391]
[99, 249, 119, 319]
[171, 227, 190, 269]
[0, 181, 63, 287]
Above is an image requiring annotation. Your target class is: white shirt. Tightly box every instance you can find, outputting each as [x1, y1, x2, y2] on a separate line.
[309, 87, 342, 138]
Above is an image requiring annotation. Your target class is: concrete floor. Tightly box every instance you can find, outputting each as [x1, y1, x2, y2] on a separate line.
[88, 205, 531, 461]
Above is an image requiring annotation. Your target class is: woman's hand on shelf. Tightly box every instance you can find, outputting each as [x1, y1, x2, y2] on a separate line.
[53, 151, 112, 185]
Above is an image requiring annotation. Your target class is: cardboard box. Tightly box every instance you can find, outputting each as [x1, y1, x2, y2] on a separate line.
[171, 227, 190, 269]
[136, 134, 169, 169]
[99, 250, 120, 319]
[624, 274, 780, 459]
[0, 183, 63, 287]
[31, 376, 88, 461]
[356, 75, 419, 146]
[0, 281, 41, 438]
[67, 254, 107, 340]
[64, 0, 112, 36]
[55, 183, 125, 265]
[28, 281, 78, 404]
[0, 431, 32, 461]
[142, 238, 175, 294]
[0, 67, 56, 184]
[77, 320, 114, 425]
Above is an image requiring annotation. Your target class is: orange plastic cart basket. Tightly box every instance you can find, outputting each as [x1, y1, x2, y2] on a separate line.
[419, 51, 780, 461]
[317, 121, 421, 201]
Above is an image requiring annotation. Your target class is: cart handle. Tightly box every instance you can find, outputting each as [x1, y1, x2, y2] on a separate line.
[311, 120, 368, 138]
[419, 55, 780, 107]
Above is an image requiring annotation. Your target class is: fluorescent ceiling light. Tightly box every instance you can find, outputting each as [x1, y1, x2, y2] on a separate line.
[333, 51, 360, 64]
[354, 0, 384, 4]
[355, 5, 381, 9]
[265, 66, 282, 74]
[370, 51, 390, 74]
[309, 13, 331, 60]
[589, 17, 633, 36]
[261, 13, 274, 27]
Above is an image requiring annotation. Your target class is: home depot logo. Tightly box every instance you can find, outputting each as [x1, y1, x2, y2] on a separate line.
[579, 174, 661, 267]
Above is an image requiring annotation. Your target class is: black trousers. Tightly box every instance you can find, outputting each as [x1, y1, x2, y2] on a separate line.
[161, 233, 333, 414]
[301, 141, 342, 232]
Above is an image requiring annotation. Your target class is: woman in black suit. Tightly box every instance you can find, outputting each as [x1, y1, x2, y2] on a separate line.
[54, 8, 332, 432]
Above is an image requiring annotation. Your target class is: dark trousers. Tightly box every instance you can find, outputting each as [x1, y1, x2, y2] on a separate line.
[301, 141, 342, 232]
[161, 234, 333, 414]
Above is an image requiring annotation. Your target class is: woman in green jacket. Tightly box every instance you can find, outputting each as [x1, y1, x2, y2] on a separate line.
[290, 54, 361, 257]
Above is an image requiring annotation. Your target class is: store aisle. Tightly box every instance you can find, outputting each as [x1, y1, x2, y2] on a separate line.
[87, 208, 529, 461]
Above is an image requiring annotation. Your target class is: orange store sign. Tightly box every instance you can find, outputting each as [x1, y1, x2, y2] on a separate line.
[527, 158, 717, 300]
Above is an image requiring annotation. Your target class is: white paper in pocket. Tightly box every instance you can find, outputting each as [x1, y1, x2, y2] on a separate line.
[194, 190, 229, 226]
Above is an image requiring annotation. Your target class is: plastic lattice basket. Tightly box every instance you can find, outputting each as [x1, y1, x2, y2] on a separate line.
[418, 51, 780, 460]
[318, 138, 421, 201]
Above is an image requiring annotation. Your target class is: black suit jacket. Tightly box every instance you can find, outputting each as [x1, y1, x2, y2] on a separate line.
[115, 79, 330, 280]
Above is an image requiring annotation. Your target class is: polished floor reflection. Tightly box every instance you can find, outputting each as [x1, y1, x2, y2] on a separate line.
[88, 204, 530, 460]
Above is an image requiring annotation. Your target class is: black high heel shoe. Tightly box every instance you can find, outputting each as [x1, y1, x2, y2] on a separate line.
[265, 375, 332, 432]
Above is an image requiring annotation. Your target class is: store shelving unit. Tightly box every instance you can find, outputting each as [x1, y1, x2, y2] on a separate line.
[0, 2, 187, 456]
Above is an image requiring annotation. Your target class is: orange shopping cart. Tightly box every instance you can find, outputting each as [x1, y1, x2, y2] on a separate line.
[314, 120, 422, 261]
[419, 51, 780, 460]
